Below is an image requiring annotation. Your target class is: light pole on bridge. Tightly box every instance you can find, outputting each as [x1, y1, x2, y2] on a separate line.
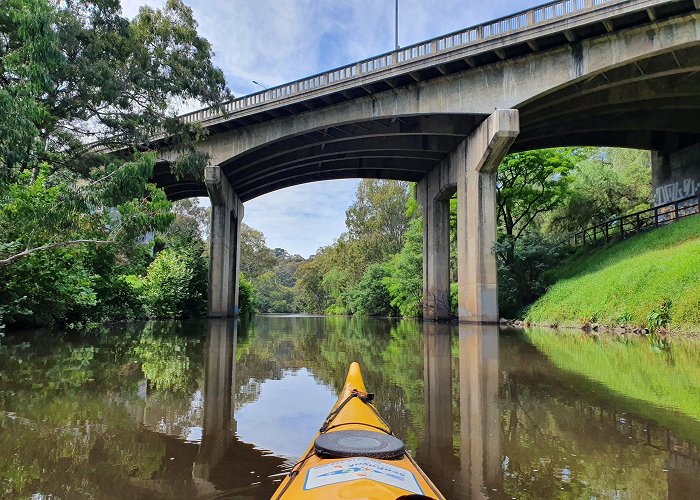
[395, 0, 399, 50]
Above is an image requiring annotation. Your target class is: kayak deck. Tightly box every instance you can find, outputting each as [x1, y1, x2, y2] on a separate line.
[272, 362, 444, 499]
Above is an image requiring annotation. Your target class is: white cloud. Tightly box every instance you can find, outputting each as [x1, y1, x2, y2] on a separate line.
[244, 179, 360, 258]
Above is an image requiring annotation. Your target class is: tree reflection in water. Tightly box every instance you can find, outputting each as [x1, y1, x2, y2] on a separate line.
[1, 317, 700, 499]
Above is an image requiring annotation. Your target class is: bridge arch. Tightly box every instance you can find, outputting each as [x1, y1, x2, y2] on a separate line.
[147, 3, 700, 321]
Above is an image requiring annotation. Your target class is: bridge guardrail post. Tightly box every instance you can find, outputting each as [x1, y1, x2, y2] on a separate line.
[527, 9, 536, 26]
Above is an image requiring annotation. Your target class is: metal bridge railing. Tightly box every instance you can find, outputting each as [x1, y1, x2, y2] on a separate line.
[179, 0, 616, 125]
[572, 194, 700, 246]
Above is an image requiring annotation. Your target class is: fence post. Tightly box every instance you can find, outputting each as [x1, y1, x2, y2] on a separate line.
[674, 200, 679, 220]
[605, 223, 609, 243]
[620, 216, 625, 239]
[654, 206, 659, 227]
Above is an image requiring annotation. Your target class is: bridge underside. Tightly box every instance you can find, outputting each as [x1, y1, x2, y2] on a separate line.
[154, 114, 485, 202]
[515, 45, 700, 152]
[154, 44, 700, 202]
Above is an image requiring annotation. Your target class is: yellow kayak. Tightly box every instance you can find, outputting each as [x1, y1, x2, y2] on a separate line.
[272, 362, 445, 499]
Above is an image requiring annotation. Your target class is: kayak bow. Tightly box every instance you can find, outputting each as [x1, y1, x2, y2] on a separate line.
[272, 362, 445, 499]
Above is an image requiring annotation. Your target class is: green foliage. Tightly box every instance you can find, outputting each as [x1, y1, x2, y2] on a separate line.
[240, 223, 277, 280]
[0, 0, 59, 174]
[347, 264, 395, 316]
[2, 0, 229, 176]
[497, 148, 580, 241]
[0, 0, 229, 327]
[345, 179, 412, 257]
[383, 216, 423, 318]
[549, 148, 652, 233]
[293, 259, 329, 313]
[293, 180, 415, 316]
[253, 271, 295, 313]
[496, 233, 572, 318]
[527, 216, 700, 331]
[238, 273, 255, 316]
[134, 247, 206, 319]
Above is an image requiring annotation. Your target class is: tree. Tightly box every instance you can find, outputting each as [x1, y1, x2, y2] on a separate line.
[239, 223, 277, 279]
[384, 203, 423, 318]
[253, 271, 294, 313]
[348, 264, 396, 316]
[271, 248, 306, 287]
[345, 179, 412, 257]
[549, 148, 652, 233]
[0, 0, 229, 327]
[497, 149, 580, 245]
[2, 0, 228, 176]
[293, 259, 329, 314]
[0, 0, 229, 265]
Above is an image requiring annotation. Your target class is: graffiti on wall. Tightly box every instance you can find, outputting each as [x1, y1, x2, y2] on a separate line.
[654, 178, 700, 206]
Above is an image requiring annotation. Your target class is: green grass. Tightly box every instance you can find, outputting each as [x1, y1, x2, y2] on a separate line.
[526, 215, 700, 332]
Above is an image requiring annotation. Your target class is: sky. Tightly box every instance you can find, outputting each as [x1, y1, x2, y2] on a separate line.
[121, 0, 536, 256]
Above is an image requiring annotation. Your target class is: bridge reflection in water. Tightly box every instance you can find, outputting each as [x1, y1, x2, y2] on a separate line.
[419, 323, 502, 498]
[127, 318, 700, 499]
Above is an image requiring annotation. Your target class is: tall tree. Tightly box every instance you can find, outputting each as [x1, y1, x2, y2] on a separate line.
[345, 179, 412, 257]
[0, 0, 230, 265]
[497, 148, 580, 244]
[239, 223, 277, 279]
[2, 0, 229, 177]
[549, 148, 652, 232]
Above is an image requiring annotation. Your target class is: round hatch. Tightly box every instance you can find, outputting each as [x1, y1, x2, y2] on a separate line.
[314, 430, 405, 460]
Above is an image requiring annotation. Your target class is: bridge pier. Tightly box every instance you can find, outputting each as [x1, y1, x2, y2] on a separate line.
[419, 110, 518, 322]
[205, 166, 244, 317]
[417, 163, 455, 321]
[457, 110, 519, 323]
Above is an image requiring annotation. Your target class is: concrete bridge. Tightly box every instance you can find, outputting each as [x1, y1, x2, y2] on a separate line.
[149, 0, 700, 321]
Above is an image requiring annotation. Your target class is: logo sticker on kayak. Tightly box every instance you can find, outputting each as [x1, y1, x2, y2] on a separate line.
[303, 457, 423, 494]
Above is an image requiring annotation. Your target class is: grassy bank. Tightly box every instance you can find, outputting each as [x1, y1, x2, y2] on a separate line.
[526, 215, 700, 332]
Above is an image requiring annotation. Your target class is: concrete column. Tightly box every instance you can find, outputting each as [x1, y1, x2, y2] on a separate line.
[205, 166, 244, 317]
[417, 161, 456, 321]
[458, 323, 501, 497]
[457, 110, 519, 323]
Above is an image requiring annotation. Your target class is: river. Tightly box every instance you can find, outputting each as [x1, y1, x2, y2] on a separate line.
[1, 316, 699, 499]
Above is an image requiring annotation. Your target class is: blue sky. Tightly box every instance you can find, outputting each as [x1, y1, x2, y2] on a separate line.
[122, 0, 536, 256]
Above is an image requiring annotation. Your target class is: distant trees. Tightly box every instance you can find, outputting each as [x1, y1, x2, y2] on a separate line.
[292, 180, 415, 316]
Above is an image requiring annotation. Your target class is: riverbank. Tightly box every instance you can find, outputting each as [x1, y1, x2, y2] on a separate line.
[525, 215, 700, 334]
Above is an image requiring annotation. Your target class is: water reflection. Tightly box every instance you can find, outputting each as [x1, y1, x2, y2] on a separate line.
[194, 319, 235, 482]
[2, 318, 700, 498]
[458, 324, 501, 498]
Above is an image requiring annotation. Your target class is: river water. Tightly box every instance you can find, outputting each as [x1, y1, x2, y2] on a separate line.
[1, 316, 699, 499]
